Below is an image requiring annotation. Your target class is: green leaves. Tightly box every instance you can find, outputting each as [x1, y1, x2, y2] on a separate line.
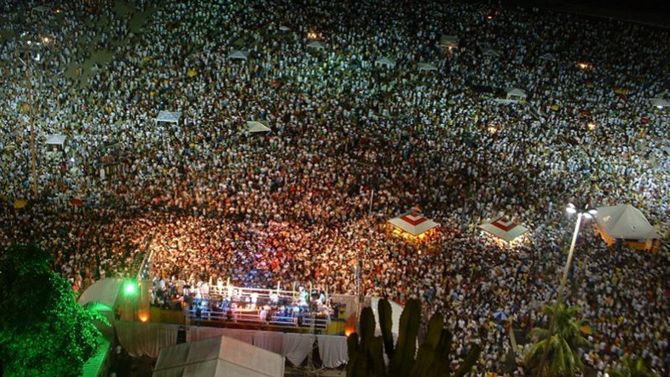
[0, 244, 103, 377]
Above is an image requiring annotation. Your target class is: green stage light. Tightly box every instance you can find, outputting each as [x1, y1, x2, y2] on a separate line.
[124, 280, 138, 296]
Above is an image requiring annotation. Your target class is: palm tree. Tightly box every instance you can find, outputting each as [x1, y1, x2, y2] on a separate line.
[523, 303, 590, 377]
[609, 355, 659, 377]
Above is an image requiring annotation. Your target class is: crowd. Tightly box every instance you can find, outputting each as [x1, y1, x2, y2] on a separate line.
[1, 0, 669, 375]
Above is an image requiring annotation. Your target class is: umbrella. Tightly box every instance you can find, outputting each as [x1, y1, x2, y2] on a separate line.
[13, 199, 28, 209]
[493, 310, 508, 322]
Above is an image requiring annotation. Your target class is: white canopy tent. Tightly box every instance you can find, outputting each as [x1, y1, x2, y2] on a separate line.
[306, 41, 326, 50]
[388, 209, 440, 237]
[153, 336, 284, 377]
[245, 121, 271, 134]
[506, 88, 527, 101]
[650, 98, 670, 109]
[375, 57, 396, 69]
[595, 204, 660, 241]
[439, 35, 459, 49]
[155, 111, 181, 124]
[78, 278, 123, 309]
[45, 134, 66, 146]
[417, 62, 437, 72]
[228, 50, 250, 60]
[479, 216, 528, 243]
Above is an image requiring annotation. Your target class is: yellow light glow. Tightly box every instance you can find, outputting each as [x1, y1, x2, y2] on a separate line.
[488, 126, 498, 134]
[587, 122, 596, 130]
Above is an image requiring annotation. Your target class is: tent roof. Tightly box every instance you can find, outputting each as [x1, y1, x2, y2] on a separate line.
[507, 88, 527, 97]
[388, 209, 440, 236]
[417, 62, 437, 72]
[375, 57, 396, 68]
[155, 111, 181, 123]
[440, 35, 459, 45]
[595, 204, 660, 240]
[306, 41, 326, 50]
[45, 134, 66, 145]
[482, 49, 500, 57]
[479, 216, 528, 242]
[650, 98, 670, 108]
[154, 336, 284, 377]
[539, 53, 557, 61]
[78, 278, 123, 308]
[228, 50, 250, 60]
[245, 121, 271, 133]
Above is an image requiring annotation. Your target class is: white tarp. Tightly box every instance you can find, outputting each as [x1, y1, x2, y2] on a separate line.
[479, 216, 528, 242]
[388, 209, 440, 236]
[306, 41, 326, 50]
[375, 57, 396, 68]
[78, 278, 122, 308]
[246, 121, 271, 134]
[417, 62, 437, 72]
[154, 336, 284, 377]
[45, 134, 66, 146]
[650, 98, 670, 109]
[506, 88, 527, 101]
[228, 50, 250, 60]
[595, 204, 660, 240]
[155, 111, 181, 124]
[370, 298, 403, 336]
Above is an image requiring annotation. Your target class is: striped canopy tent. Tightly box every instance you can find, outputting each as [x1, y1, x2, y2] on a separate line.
[388, 208, 440, 237]
[479, 216, 528, 242]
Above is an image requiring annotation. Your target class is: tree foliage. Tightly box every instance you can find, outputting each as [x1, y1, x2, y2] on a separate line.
[0, 244, 103, 377]
[524, 303, 590, 377]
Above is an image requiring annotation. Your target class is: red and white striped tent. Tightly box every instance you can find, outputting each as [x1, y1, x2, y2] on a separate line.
[479, 216, 528, 242]
[388, 209, 440, 237]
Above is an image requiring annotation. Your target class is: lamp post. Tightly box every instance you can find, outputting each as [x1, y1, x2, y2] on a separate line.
[557, 203, 596, 303]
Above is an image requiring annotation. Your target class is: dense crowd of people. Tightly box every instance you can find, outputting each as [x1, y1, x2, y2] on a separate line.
[1, 0, 669, 375]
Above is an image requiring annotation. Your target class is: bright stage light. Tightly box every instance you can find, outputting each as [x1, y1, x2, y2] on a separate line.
[124, 280, 138, 296]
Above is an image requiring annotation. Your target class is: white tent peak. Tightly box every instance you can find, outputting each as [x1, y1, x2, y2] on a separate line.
[375, 57, 396, 68]
[479, 216, 528, 242]
[417, 62, 437, 72]
[245, 121, 271, 134]
[650, 98, 670, 109]
[306, 40, 326, 50]
[595, 204, 660, 240]
[228, 50, 250, 60]
[155, 111, 181, 123]
[45, 134, 66, 146]
[153, 335, 284, 377]
[388, 208, 440, 236]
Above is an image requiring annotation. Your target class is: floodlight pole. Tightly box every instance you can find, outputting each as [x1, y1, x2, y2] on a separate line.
[557, 213, 582, 304]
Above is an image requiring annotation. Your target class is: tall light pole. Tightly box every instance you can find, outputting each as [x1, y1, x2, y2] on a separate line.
[557, 203, 597, 304]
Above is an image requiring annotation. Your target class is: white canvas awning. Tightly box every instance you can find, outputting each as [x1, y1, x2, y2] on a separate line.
[388, 209, 440, 236]
[417, 62, 437, 72]
[506, 88, 527, 100]
[228, 50, 250, 60]
[306, 41, 326, 50]
[78, 278, 123, 309]
[650, 98, 670, 109]
[595, 204, 660, 240]
[375, 57, 396, 68]
[245, 121, 271, 134]
[45, 134, 66, 146]
[153, 336, 284, 377]
[155, 111, 181, 124]
[479, 216, 528, 242]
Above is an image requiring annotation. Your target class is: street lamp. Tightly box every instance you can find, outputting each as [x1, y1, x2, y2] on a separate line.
[557, 203, 597, 303]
